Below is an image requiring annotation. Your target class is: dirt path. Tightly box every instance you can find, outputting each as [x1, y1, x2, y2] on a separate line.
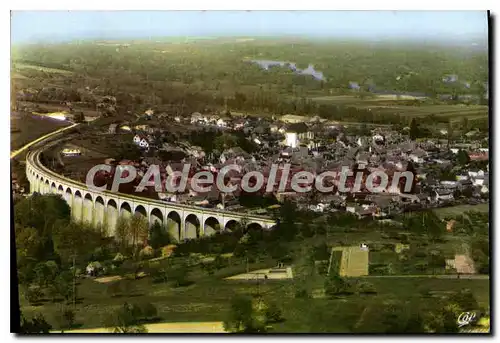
[57, 321, 226, 333]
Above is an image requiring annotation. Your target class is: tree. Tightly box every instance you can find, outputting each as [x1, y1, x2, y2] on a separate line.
[53, 221, 101, 266]
[264, 301, 284, 324]
[456, 149, 470, 165]
[313, 242, 330, 261]
[14, 194, 71, 265]
[104, 302, 148, 333]
[115, 142, 142, 162]
[129, 214, 149, 258]
[448, 289, 478, 312]
[56, 308, 76, 331]
[214, 133, 238, 151]
[33, 261, 57, 288]
[20, 312, 52, 333]
[24, 285, 43, 305]
[115, 215, 149, 258]
[53, 271, 75, 302]
[149, 221, 173, 249]
[15, 194, 71, 233]
[423, 305, 460, 333]
[115, 216, 130, 253]
[167, 262, 192, 287]
[272, 200, 299, 241]
[15, 225, 42, 286]
[223, 295, 266, 333]
[404, 211, 444, 241]
[424, 211, 445, 242]
[324, 273, 354, 297]
[409, 118, 420, 140]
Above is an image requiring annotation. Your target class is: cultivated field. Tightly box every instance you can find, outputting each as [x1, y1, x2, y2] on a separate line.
[11, 113, 71, 150]
[12, 62, 73, 75]
[338, 246, 369, 277]
[311, 95, 488, 122]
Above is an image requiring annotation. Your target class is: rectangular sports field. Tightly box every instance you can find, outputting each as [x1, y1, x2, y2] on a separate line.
[338, 246, 369, 277]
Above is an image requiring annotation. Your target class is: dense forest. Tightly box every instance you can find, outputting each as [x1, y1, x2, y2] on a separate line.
[11, 38, 489, 126]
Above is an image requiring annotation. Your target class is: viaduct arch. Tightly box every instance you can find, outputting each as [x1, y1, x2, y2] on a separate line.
[26, 148, 276, 242]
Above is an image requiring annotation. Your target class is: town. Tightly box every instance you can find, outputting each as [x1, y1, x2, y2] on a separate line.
[11, 10, 490, 335]
[29, 107, 489, 221]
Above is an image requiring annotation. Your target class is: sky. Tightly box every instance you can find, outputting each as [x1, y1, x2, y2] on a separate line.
[11, 11, 489, 44]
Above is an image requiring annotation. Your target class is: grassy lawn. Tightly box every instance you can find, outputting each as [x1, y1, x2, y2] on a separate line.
[272, 277, 489, 333]
[21, 255, 490, 332]
[21, 275, 291, 330]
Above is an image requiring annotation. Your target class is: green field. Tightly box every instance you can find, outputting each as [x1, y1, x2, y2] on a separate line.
[12, 62, 74, 75]
[310, 95, 488, 122]
[21, 270, 490, 333]
[434, 204, 489, 219]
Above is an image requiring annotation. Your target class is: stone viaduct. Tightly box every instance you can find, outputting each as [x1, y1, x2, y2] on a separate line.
[26, 148, 276, 242]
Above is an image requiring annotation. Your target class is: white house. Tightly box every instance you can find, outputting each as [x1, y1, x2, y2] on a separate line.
[372, 133, 384, 143]
[139, 138, 149, 149]
[133, 134, 149, 149]
[285, 132, 299, 148]
[440, 180, 459, 187]
[190, 112, 206, 124]
[216, 118, 227, 128]
[469, 169, 485, 178]
[283, 123, 312, 148]
[309, 203, 327, 213]
[434, 189, 454, 202]
[472, 178, 486, 187]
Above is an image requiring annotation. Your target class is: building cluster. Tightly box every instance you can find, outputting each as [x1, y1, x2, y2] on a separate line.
[90, 109, 490, 218]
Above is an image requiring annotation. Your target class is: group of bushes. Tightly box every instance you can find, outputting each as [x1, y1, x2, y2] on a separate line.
[223, 295, 284, 333]
[369, 245, 448, 275]
[324, 275, 377, 298]
[104, 301, 160, 332]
